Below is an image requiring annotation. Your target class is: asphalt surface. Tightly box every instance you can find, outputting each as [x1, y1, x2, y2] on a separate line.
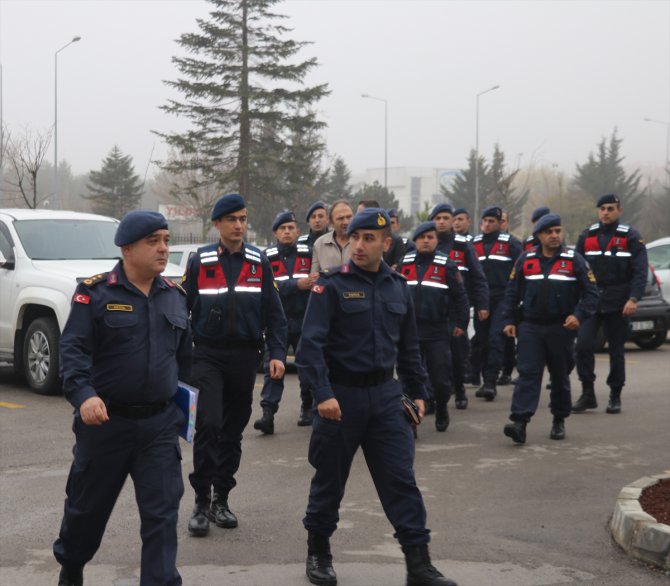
[1, 343, 669, 586]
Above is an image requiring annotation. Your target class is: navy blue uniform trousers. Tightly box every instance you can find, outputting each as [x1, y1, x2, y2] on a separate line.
[575, 311, 628, 389]
[472, 296, 506, 384]
[54, 404, 184, 586]
[451, 330, 471, 388]
[303, 379, 429, 546]
[189, 344, 260, 498]
[260, 331, 312, 411]
[420, 338, 452, 405]
[510, 322, 575, 421]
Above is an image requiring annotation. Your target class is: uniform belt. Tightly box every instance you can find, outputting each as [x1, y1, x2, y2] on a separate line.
[106, 400, 171, 420]
[329, 368, 394, 387]
[194, 337, 262, 350]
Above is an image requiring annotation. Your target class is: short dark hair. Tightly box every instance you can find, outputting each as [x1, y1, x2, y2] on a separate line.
[358, 199, 380, 209]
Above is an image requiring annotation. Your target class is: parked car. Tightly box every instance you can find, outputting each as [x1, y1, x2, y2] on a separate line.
[593, 264, 670, 351]
[0, 209, 183, 395]
[646, 237, 670, 301]
[168, 243, 206, 273]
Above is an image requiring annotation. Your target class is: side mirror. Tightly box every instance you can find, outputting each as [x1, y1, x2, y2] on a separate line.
[0, 250, 15, 270]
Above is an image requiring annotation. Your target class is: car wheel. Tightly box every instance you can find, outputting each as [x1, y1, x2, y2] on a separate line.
[23, 317, 62, 395]
[634, 331, 667, 350]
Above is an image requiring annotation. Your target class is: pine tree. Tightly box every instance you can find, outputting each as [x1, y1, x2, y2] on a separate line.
[322, 156, 352, 203]
[573, 130, 644, 223]
[440, 149, 491, 214]
[84, 146, 143, 218]
[487, 143, 529, 231]
[157, 0, 329, 238]
[353, 181, 409, 227]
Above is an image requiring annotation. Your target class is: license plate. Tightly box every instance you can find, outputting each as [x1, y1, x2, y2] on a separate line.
[632, 320, 654, 331]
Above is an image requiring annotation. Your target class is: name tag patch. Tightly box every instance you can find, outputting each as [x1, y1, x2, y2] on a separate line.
[343, 291, 366, 299]
[106, 304, 133, 312]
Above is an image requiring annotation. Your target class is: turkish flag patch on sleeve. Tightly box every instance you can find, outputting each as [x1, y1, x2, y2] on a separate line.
[74, 293, 91, 304]
[311, 284, 325, 295]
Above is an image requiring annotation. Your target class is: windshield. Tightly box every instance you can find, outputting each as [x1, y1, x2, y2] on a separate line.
[14, 219, 120, 260]
[647, 244, 670, 271]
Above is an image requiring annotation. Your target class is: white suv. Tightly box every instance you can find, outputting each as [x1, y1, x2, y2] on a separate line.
[0, 209, 182, 395]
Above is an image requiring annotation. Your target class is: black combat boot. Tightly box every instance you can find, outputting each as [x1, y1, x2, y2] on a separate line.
[572, 382, 597, 412]
[496, 373, 513, 385]
[253, 406, 275, 435]
[606, 387, 622, 414]
[306, 531, 337, 586]
[187, 493, 211, 537]
[475, 381, 497, 401]
[58, 565, 83, 586]
[549, 417, 565, 440]
[454, 386, 468, 410]
[435, 402, 449, 432]
[401, 544, 458, 586]
[297, 403, 314, 426]
[503, 419, 527, 444]
[210, 492, 238, 528]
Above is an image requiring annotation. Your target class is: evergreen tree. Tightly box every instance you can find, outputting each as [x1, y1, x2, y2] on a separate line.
[440, 149, 491, 214]
[157, 0, 329, 236]
[573, 130, 644, 223]
[84, 146, 143, 218]
[487, 143, 529, 231]
[353, 181, 408, 227]
[322, 156, 352, 203]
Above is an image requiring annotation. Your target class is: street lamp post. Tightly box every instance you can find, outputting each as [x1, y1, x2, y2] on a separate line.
[361, 93, 388, 190]
[54, 35, 81, 209]
[474, 84, 500, 222]
[643, 117, 670, 181]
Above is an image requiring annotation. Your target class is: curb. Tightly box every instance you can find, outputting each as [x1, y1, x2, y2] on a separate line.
[610, 472, 670, 570]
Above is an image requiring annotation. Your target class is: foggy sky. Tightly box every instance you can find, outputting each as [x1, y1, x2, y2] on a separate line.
[0, 0, 668, 182]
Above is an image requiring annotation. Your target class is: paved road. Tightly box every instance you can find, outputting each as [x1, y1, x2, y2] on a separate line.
[1, 344, 669, 586]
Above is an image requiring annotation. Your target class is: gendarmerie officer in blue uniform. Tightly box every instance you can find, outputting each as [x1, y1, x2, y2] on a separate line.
[573, 193, 647, 414]
[254, 210, 317, 434]
[299, 201, 330, 247]
[471, 206, 522, 401]
[523, 206, 551, 252]
[501, 214, 599, 444]
[399, 221, 470, 432]
[451, 207, 473, 242]
[429, 203, 489, 409]
[296, 208, 458, 586]
[184, 194, 287, 537]
[54, 211, 192, 586]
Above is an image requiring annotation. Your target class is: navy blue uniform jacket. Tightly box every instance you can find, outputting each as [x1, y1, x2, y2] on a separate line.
[59, 262, 192, 409]
[296, 261, 429, 405]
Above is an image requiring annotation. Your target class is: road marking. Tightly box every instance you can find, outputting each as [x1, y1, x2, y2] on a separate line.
[0, 401, 25, 409]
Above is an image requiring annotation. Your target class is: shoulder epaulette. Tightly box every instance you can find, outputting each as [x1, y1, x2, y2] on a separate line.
[473, 234, 483, 242]
[402, 237, 408, 245]
[433, 253, 449, 265]
[297, 234, 309, 243]
[588, 223, 600, 232]
[296, 244, 311, 255]
[454, 234, 467, 243]
[526, 251, 538, 258]
[199, 248, 219, 265]
[174, 281, 187, 295]
[81, 272, 109, 286]
[401, 252, 416, 264]
[616, 224, 630, 233]
[244, 244, 262, 264]
[465, 234, 474, 242]
[265, 246, 279, 257]
[498, 233, 511, 242]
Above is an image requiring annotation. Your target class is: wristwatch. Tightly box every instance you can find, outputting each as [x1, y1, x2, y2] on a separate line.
[629, 297, 638, 303]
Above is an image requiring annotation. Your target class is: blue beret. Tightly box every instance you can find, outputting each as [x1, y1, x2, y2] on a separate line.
[533, 213, 562, 235]
[481, 206, 503, 220]
[531, 206, 551, 223]
[211, 193, 245, 221]
[305, 200, 327, 222]
[596, 193, 620, 207]
[453, 207, 469, 217]
[387, 208, 398, 218]
[412, 221, 437, 241]
[429, 203, 454, 220]
[272, 210, 297, 232]
[346, 208, 391, 235]
[114, 211, 168, 246]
